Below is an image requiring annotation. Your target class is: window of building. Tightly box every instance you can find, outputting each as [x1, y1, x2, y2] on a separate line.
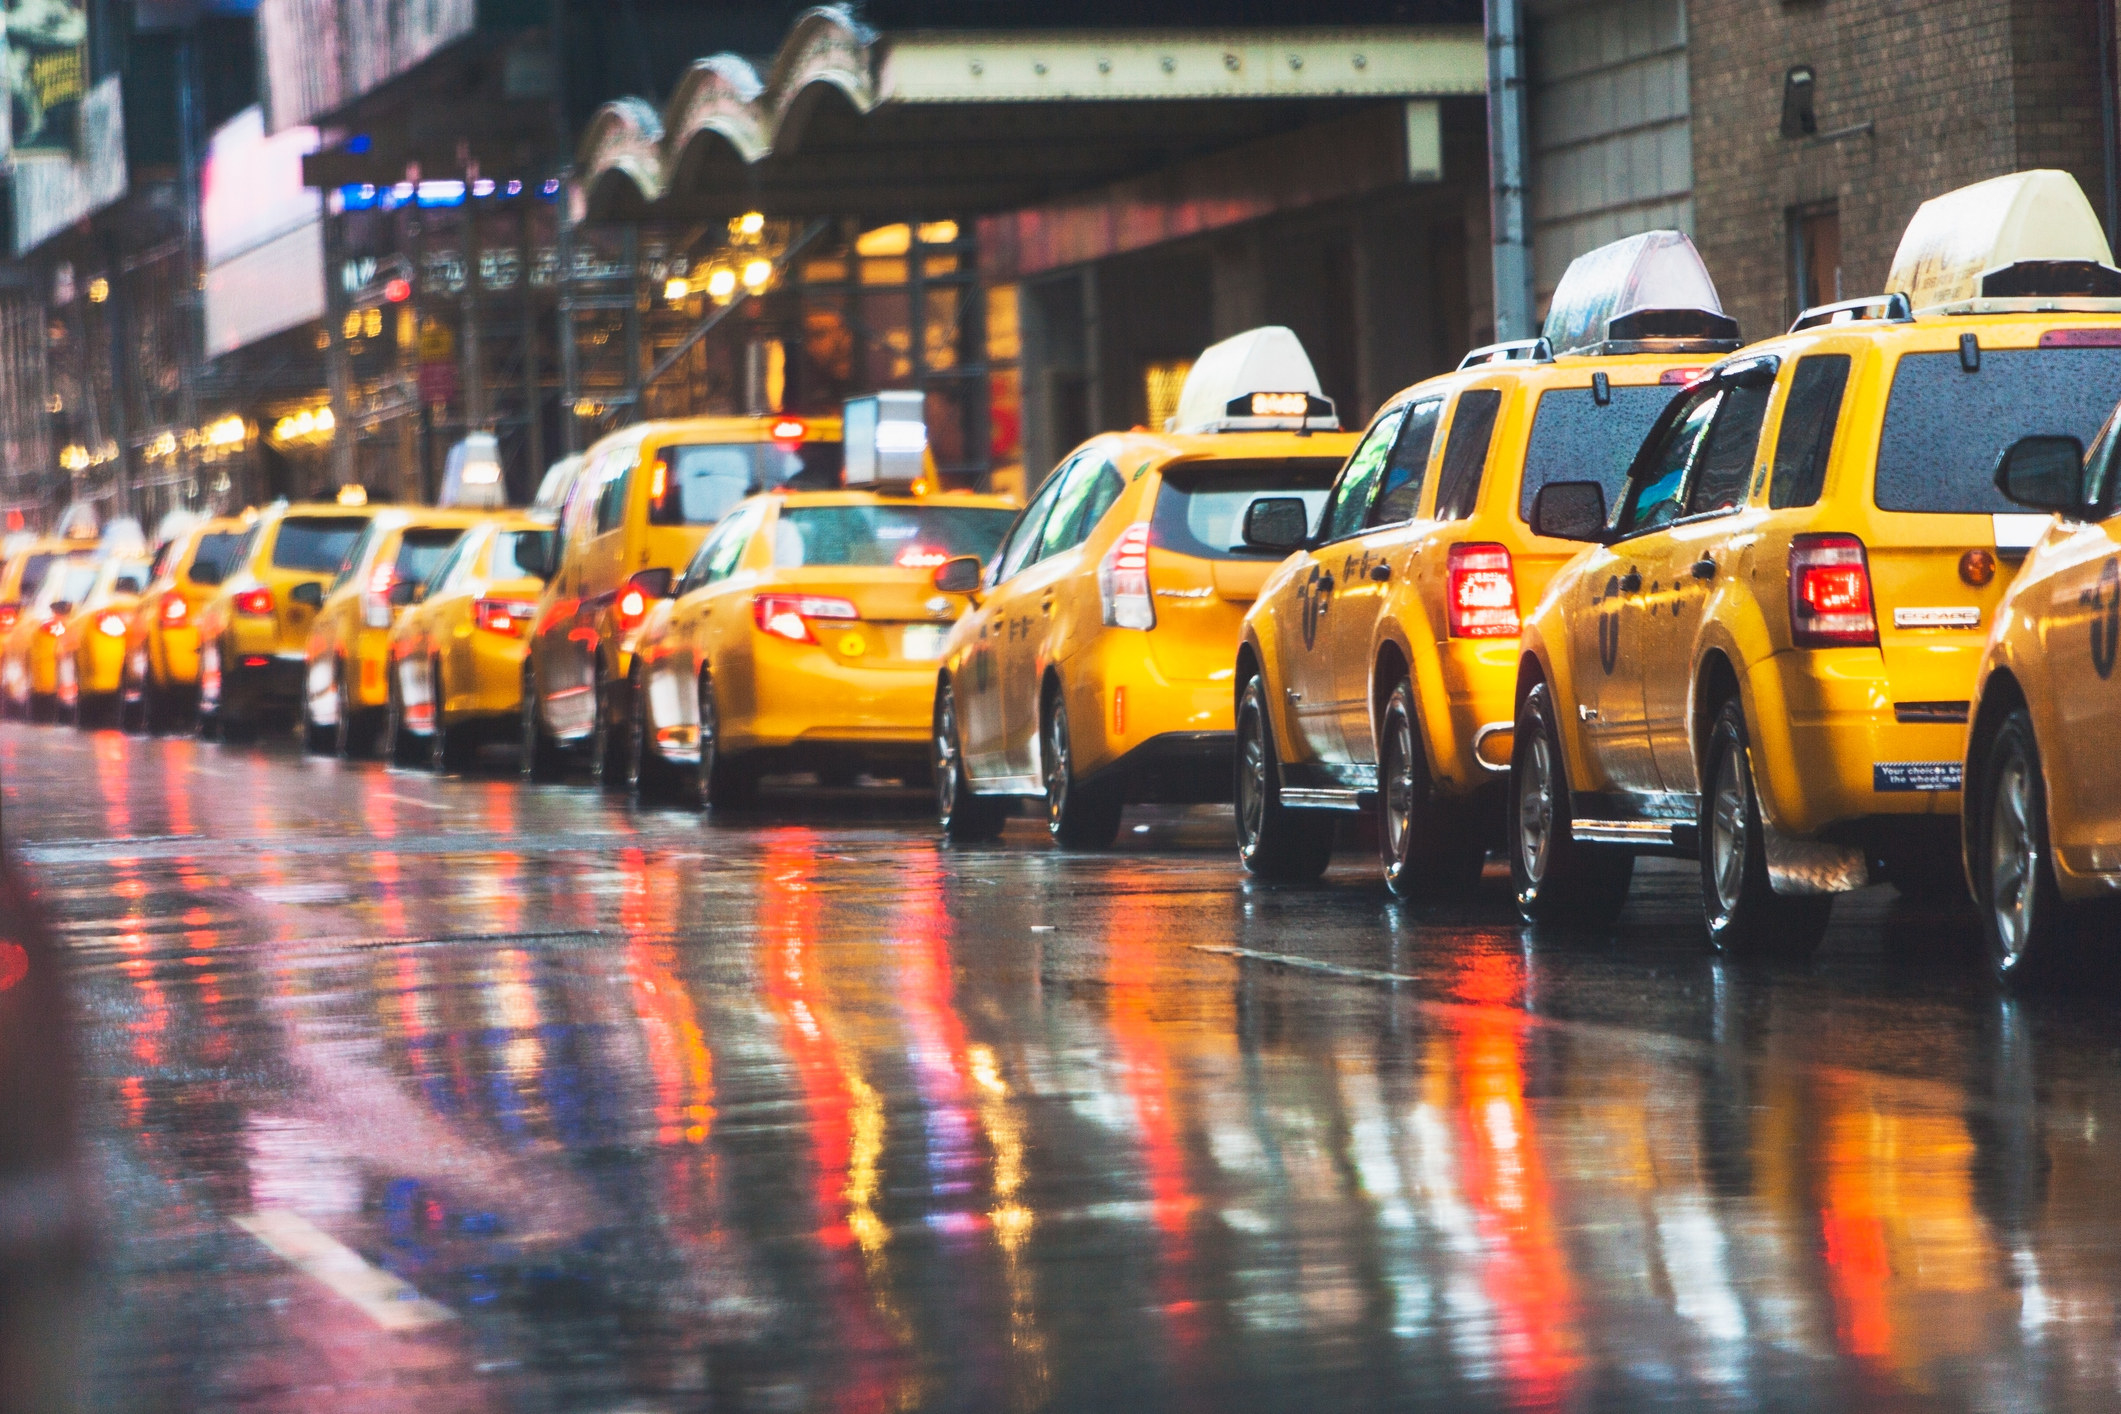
[1790, 202, 1842, 318]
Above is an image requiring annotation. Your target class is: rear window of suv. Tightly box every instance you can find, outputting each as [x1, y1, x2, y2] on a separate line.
[188, 532, 245, 585]
[1152, 458, 1345, 559]
[1876, 346, 2121, 512]
[1520, 384, 1683, 519]
[395, 528, 465, 587]
[273, 516, 368, 573]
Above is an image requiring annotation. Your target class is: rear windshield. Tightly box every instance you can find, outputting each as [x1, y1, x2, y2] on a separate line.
[395, 528, 465, 587]
[1877, 347, 2121, 512]
[16, 552, 55, 599]
[771, 505, 1016, 568]
[1151, 458, 1345, 559]
[492, 530, 554, 581]
[108, 558, 152, 594]
[1520, 384, 1683, 518]
[650, 441, 847, 526]
[40, 562, 97, 608]
[188, 532, 245, 585]
[273, 516, 368, 573]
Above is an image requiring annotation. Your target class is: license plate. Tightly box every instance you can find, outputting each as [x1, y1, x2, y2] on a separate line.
[901, 624, 947, 661]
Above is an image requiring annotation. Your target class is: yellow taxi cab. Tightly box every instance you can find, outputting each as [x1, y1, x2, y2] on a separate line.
[381, 513, 556, 771]
[194, 494, 377, 741]
[626, 485, 1017, 805]
[522, 413, 843, 782]
[55, 548, 154, 727]
[0, 534, 80, 643]
[932, 328, 1361, 845]
[1510, 169, 2121, 955]
[1235, 232, 1741, 890]
[1, 551, 99, 721]
[1962, 396, 2121, 976]
[116, 515, 250, 733]
[299, 505, 484, 757]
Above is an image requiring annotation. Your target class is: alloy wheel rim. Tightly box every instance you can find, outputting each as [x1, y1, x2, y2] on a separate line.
[1990, 750, 2037, 966]
[1518, 728, 1554, 884]
[1045, 706, 1069, 824]
[1710, 743, 1749, 915]
[1238, 698, 1266, 849]
[697, 679, 718, 796]
[936, 691, 960, 817]
[1383, 706, 1415, 859]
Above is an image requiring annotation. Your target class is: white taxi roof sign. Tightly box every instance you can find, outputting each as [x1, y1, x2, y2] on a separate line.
[1169, 326, 1336, 433]
[1887, 170, 2121, 313]
[1541, 230, 1739, 356]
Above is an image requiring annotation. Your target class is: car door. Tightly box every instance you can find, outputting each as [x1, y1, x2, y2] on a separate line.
[535, 452, 604, 724]
[1640, 368, 1775, 791]
[1331, 397, 1443, 769]
[963, 465, 1069, 779]
[1282, 404, 1410, 768]
[689, 503, 769, 727]
[1001, 452, 1111, 778]
[2040, 425, 2121, 861]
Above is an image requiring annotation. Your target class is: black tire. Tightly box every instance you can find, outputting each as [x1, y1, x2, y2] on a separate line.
[588, 662, 632, 792]
[695, 670, 757, 810]
[1377, 675, 1485, 899]
[629, 664, 681, 802]
[1973, 708, 2078, 982]
[300, 657, 333, 754]
[385, 664, 423, 768]
[430, 659, 474, 774]
[75, 693, 113, 731]
[1508, 679, 1634, 927]
[332, 664, 367, 760]
[1698, 698, 1832, 957]
[27, 693, 51, 724]
[1043, 690, 1123, 849]
[519, 662, 566, 781]
[1235, 673, 1334, 882]
[934, 677, 1005, 842]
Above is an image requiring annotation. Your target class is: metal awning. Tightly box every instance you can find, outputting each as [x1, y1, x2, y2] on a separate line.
[574, 9, 1484, 222]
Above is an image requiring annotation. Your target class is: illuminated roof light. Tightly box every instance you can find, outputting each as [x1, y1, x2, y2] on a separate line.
[1542, 230, 1740, 356]
[1887, 169, 2121, 313]
[771, 419, 806, 442]
[1168, 326, 1338, 433]
[336, 484, 368, 506]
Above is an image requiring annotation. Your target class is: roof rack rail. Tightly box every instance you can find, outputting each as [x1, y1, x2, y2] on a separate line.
[1458, 337, 1552, 371]
[1789, 292, 1913, 334]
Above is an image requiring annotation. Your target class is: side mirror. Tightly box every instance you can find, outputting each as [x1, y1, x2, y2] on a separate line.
[627, 567, 673, 600]
[517, 537, 554, 581]
[388, 578, 420, 607]
[933, 556, 982, 594]
[1994, 434, 2086, 515]
[289, 581, 325, 610]
[1240, 496, 1310, 553]
[1530, 481, 1610, 542]
[115, 576, 143, 595]
[48, 602, 72, 617]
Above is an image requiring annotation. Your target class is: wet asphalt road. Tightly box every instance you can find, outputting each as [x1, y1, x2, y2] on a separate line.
[11, 721, 2121, 1412]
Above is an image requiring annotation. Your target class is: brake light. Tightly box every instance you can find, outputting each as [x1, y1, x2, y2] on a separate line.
[753, 593, 858, 644]
[617, 588, 648, 625]
[895, 546, 949, 570]
[1446, 542, 1519, 638]
[234, 587, 274, 617]
[1789, 533, 1878, 647]
[0, 603, 16, 631]
[474, 598, 537, 636]
[649, 460, 669, 503]
[363, 562, 398, 628]
[772, 418, 807, 444]
[40, 618, 64, 637]
[96, 613, 126, 638]
[1661, 366, 1707, 385]
[159, 591, 187, 625]
[1098, 523, 1155, 630]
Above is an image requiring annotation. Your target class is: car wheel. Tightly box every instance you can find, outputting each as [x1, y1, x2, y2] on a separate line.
[332, 664, 365, 760]
[1043, 690, 1122, 849]
[1234, 673, 1334, 882]
[1377, 675, 1484, 899]
[430, 658, 474, 774]
[1975, 708, 2077, 982]
[385, 664, 422, 768]
[589, 663, 632, 792]
[934, 677, 1004, 842]
[1508, 679, 1633, 927]
[1698, 698, 1832, 957]
[520, 663, 566, 781]
[195, 642, 221, 740]
[696, 670, 756, 810]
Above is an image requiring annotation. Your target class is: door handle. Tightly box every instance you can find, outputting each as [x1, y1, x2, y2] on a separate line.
[1620, 570, 1643, 594]
[1691, 557, 1717, 581]
[1040, 594, 1054, 615]
[1317, 573, 1335, 593]
[1368, 564, 1392, 583]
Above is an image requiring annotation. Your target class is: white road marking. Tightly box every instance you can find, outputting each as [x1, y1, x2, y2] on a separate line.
[374, 791, 446, 811]
[234, 1209, 456, 1332]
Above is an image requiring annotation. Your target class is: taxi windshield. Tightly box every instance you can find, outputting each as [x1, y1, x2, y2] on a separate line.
[772, 505, 1015, 568]
[650, 441, 847, 526]
[273, 516, 368, 573]
[1520, 384, 1684, 518]
[1877, 346, 2121, 512]
[1151, 459, 1344, 559]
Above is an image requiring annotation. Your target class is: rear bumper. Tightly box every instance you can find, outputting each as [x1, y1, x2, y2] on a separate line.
[1749, 651, 1967, 834]
[226, 650, 306, 709]
[733, 648, 938, 751]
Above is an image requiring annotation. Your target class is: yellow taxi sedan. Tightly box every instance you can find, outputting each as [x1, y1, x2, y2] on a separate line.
[0, 536, 74, 640]
[117, 516, 250, 733]
[383, 514, 556, 771]
[1, 554, 99, 721]
[933, 327, 1361, 846]
[56, 551, 154, 726]
[626, 487, 1017, 805]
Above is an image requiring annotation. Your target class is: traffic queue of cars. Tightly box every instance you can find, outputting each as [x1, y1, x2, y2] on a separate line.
[7, 167, 2121, 981]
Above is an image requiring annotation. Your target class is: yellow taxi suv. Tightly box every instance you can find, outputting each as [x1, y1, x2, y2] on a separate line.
[56, 550, 154, 727]
[1235, 232, 1740, 890]
[1962, 404, 2121, 977]
[0, 535, 77, 646]
[117, 516, 249, 733]
[1, 553, 99, 721]
[932, 327, 1360, 846]
[625, 487, 1016, 805]
[194, 498, 376, 741]
[382, 514, 556, 772]
[1509, 169, 2121, 956]
[300, 506, 483, 758]
[523, 414, 844, 783]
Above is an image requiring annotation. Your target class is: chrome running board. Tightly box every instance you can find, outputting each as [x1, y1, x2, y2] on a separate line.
[1280, 787, 1364, 812]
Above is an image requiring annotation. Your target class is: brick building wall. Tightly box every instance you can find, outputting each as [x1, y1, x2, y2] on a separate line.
[1687, 0, 2112, 344]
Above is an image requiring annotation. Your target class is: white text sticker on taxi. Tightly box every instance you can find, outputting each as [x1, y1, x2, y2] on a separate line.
[1892, 606, 1981, 629]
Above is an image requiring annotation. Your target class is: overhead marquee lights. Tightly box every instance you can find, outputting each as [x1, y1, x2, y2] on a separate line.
[704, 267, 737, 300]
[741, 258, 773, 291]
[664, 276, 690, 302]
[737, 211, 765, 236]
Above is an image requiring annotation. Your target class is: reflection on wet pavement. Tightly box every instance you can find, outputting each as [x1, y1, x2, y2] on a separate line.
[9, 721, 2121, 1410]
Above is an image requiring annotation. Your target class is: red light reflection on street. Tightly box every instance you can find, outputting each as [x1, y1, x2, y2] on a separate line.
[0, 941, 26, 991]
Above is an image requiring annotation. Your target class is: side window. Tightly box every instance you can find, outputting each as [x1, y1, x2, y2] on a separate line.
[423, 533, 474, 595]
[1319, 405, 1412, 543]
[1619, 389, 1720, 536]
[1769, 354, 1852, 510]
[995, 464, 1072, 583]
[594, 456, 633, 535]
[331, 524, 379, 591]
[1433, 389, 1502, 520]
[561, 451, 605, 556]
[1686, 381, 1774, 516]
[1036, 457, 1124, 561]
[1368, 399, 1444, 527]
[700, 506, 762, 587]
[2088, 408, 2121, 516]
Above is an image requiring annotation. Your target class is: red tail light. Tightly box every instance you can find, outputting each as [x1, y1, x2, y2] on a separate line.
[0, 603, 17, 631]
[363, 562, 398, 627]
[234, 587, 274, 617]
[1789, 533, 1878, 648]
[753, 593, 858, 644]
[1097, 523, 1155, 630]
[159, 591, 187, 626]
[96, 612, 127, 638]
[616, 588, 648, 627]
[40, 618, 64, 637]
[474, 598, 537, 636]
[1446, 542, 1520, 638]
